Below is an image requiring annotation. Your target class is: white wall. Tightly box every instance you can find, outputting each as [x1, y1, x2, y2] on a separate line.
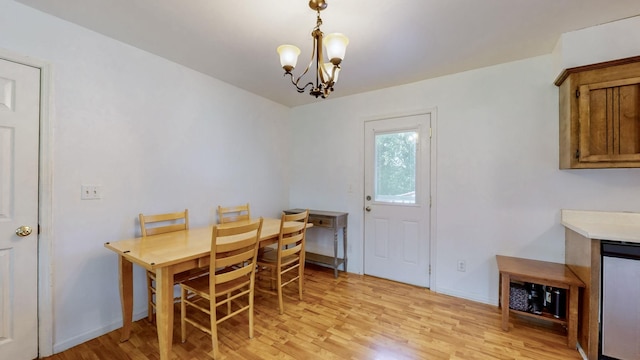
[289, 54, 640, 304]
[0, 0, 291, 353]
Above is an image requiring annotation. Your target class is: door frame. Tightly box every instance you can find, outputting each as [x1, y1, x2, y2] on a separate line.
[360, 108, 438, 289]
[0, 47, 54, 357]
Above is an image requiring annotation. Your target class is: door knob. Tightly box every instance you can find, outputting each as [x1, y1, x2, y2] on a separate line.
[15, 225, 32, 237]
[365, 206, 371, 212]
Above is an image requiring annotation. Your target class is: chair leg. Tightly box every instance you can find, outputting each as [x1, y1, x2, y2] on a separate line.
[298, 263, 304, 300]
[210, 296, 219, 359]
[271, 266, 277, 290]
[277, 266, 284, 315]
[249, 285, 255, 339]
[146, 274, 154, 323]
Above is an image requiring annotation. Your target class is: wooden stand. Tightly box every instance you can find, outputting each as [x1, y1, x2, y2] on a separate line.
[496, 255, 585, 349]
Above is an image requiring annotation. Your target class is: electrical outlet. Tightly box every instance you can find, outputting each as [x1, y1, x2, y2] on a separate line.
[81, 185, 102, 200]
[457, 260, 466, 272]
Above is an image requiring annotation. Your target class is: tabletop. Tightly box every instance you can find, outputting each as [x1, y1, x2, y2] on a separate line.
[496, 255, 585, 287]
[104, 217, 296, 271]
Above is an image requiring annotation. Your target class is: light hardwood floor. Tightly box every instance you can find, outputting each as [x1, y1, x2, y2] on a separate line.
[43, 264, 582, 360]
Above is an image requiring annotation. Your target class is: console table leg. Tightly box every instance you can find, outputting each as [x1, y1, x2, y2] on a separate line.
[343, 226, 348, 273]
[333, 229, 339, 278]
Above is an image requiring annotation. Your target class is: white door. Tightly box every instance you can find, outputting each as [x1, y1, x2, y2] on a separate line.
[0, 58, 40, 359]
[364, 114, 431, 287]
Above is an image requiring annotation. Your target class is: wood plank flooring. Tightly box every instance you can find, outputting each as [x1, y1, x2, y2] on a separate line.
[43, 264, 582, 359]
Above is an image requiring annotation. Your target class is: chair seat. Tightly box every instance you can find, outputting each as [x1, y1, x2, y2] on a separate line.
[181, 271, 252, 298]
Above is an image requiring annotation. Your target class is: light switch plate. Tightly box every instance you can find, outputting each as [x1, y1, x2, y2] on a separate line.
[81, 185, 102, 200]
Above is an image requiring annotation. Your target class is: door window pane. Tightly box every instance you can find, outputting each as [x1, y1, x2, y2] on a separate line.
[374, 131, 417, 204]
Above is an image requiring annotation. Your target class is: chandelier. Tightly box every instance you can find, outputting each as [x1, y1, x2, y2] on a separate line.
[277, 0, 349, 98]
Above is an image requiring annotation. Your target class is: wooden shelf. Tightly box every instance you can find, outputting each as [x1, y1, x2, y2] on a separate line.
[496, 255, 585, 349]
[305, 252, 345, 269]
[509, 308, 567, 326]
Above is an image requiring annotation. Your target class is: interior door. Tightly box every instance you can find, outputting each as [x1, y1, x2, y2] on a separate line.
[364, 114, 430, 287]
[0, 58, 40, 359]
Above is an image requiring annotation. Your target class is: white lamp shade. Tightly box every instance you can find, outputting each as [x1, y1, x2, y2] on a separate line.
[322, 63, 340, 83]
[323, 33, 349, 63]
[277, 45, 301, 69]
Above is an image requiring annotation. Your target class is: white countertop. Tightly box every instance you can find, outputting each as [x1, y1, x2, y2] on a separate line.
[561, 210, 640, 243]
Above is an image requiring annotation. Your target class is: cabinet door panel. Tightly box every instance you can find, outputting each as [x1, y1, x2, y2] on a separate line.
[587, 88, 609, 157]
[618, 84, 640, 155]
[579, 79, 640, 163]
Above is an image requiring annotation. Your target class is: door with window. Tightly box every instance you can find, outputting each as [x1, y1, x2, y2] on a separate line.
[364, 113, 430, 287]
[0, 58, 40, 359]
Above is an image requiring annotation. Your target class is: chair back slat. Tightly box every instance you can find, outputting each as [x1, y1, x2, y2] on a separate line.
[217, 203, 251, 224]
[215, 247, 256, 269]
[139, 209, 189, 237]
[215, 264, 254, 285]
[281, 243, 303, 258]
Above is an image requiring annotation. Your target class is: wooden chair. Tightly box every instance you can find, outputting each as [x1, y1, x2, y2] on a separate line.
[180, 218, 263, 359]
[256, 210, 309, 314]
[217, 203, 251, 224]
[139, 209, 207, 322]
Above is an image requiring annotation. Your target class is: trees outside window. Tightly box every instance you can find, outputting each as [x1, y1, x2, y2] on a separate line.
[375, 131, 417, 203]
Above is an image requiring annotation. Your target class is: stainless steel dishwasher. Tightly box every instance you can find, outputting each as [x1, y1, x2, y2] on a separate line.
[600, 241, 640, 360]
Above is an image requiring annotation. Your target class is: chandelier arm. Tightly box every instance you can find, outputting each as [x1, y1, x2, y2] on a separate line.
[284, 72, 314, 93]
[292, 54, 314, 88]
[288, 23, 326, 97]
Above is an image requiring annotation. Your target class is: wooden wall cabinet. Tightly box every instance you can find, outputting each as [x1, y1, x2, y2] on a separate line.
[556, 56, 640, 169]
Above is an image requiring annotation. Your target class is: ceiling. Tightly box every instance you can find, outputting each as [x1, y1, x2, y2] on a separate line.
[15, 0, 640, 108]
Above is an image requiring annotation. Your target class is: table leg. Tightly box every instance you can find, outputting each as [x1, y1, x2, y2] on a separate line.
[118, 256, 133, 342]
[343, 226, 348, 273]
[155, 267, 175, 360]
[500, 272, 510, 331]
[567, 285, 579, 349]
[333, 229, 338, 278]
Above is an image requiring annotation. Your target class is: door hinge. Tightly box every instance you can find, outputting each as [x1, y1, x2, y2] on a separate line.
[575, 149, 580, 159]
[576, 89, 580, 98]
[429, 196, 432, 207]
[38, 224, 41, 235]
[429, 265, 431, 275]
[429, 127, 432, 138]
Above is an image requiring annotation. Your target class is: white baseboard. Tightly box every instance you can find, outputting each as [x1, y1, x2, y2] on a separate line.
[53, 309, 147, 354]
[577, 343, 588, 360]
[434, 286, 497, 306]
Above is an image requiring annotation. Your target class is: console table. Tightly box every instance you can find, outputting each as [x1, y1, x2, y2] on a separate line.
[496, 255, 585, 349]
[284, 209, 348, 278]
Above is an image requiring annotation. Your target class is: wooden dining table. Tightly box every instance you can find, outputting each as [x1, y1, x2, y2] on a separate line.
[104, 217, 308, 360]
